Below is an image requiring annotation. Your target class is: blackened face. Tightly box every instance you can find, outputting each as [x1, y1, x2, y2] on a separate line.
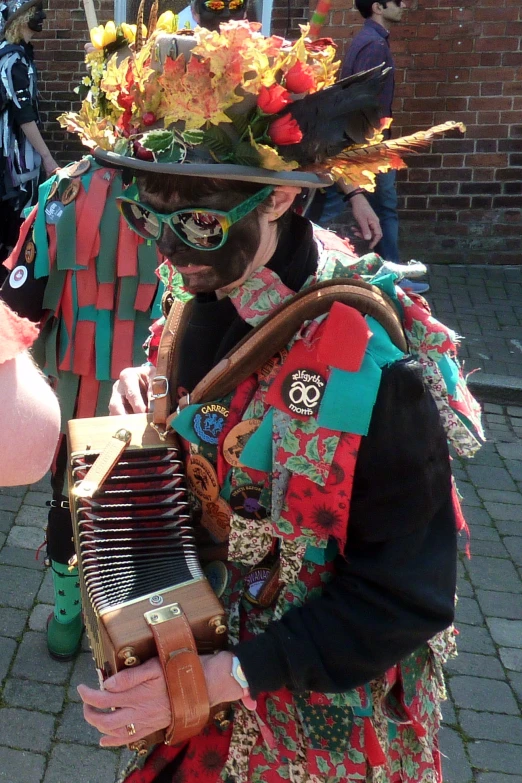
[195, 0, 247, 30]
[137, 183, 262, 295]
[28, 3, 46, 32]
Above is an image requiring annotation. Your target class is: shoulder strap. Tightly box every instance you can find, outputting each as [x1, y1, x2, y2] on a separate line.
[183, 278, 406, 408]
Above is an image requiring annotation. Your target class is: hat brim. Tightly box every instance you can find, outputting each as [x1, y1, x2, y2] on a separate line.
[93, 148, 332, 189]
[4, 0, 41, 31]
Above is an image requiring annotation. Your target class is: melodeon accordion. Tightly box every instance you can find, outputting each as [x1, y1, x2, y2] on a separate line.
[67, 413, 227, 753]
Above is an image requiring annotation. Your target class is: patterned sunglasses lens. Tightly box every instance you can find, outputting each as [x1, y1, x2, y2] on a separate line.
[121, 201, 161, 239]
[173, 211, 225, 249]
[204, 0, 226, 11]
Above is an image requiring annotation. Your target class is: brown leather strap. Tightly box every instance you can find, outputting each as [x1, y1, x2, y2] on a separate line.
[184, 278, 407, 406]
[152, 299, 193, 431]
[145, 603, 210, 745]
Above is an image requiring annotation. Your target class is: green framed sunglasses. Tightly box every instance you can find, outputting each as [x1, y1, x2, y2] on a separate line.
[117, 185, 274, 251]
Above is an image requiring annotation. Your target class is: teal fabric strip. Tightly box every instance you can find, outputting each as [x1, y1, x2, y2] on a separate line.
[366, 316, 405, 368]
[34, 176, 56, 279]
[56, 202, 78, 270]
[55, 371, 80, 432]
[133, 311, 153, 366]
[151, 280, 165, 320]
[170, 403, 202, 444]
[95, 310, 112, 381]
[118, 276, 139, 321]
[388, 721, 398, 741]
[318, 355, 382, 436]
[96, 175, 122, 284]
[43, 319, 59, 378]
[438, 353, 459, 397]
[78, 305, 97, 322]
[240, 407, 274, 473]
[220, 471, 232, 502]
[352, 684, 373, 718]
[371, 272, 399, 301]
[138, 240, 160, 285]
[42, 269, 66, 313]
[304, 538, 338, 565]
[95, 380, 114, 417]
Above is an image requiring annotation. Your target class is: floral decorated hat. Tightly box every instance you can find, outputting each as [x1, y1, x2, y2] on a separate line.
[0, 0, 40, 38]
[61, 9, 464, 189]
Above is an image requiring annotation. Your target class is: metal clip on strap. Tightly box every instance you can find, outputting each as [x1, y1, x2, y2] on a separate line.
[145, 603, 210, 745]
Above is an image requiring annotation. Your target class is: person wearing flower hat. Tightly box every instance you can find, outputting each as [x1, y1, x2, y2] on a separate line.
[66, 20, 482, 783]
[0, 0, 58, 265]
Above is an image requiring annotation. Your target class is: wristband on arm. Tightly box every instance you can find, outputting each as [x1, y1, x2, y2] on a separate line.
[342, 187, 366, 202]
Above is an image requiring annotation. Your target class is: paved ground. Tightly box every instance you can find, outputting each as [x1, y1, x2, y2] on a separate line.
[0, 265, 521, 783]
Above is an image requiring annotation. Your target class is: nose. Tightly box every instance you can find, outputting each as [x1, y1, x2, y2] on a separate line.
[156, 224, 188, 258]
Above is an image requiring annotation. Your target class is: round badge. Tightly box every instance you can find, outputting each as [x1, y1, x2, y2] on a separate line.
[229, 484, 267, 520]
[66, 158, 91, 178]
[204, 560, 229, 598]
[46, 181, 59, 201]
[186, 454, 219, 503]
[281, 368, 327, 417]
[9, 266, 28, 289]
[45, 200, 65, 224]
[24, 240, 36, 264]
[201, 497, 232, 543]
[193, 403, 229, 446]
[61, 178, 81, 205]
[222, 419, 261, 468]
[244, 566, 272, 604]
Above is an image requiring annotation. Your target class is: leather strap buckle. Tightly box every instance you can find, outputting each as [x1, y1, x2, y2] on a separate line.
[151, 376, 169, 400]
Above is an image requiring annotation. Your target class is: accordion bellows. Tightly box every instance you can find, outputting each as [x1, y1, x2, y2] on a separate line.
[67, 413, 226, 680]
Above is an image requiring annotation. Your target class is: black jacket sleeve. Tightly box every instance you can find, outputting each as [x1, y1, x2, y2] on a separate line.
[10, 59, 38, 125]
[1, 250, 47, 322]
[235, 358, 457, 696]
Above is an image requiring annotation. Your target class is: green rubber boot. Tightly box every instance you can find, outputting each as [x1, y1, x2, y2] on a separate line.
[46, 561, 83, 661]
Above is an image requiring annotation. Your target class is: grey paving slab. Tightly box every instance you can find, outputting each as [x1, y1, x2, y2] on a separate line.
[0, 510, 14, 534]
[43, 744, 119, 783]
[459, 710, 522, 745]
[449, 676, 519, 714]
[440, 726, 473, 783]
[0, 494, 23, 512]
[37, 570, 53, 603]
[2, 678, 65, 714]
[508, 671, 522, 701]
[476, 775, 522, 783]
[0, 707, 55, 753]
[468, 526, 501, 542]
[464, 556, 522, 593]
[0, 607, 26, 639]
[57, 702, 104, 746]
[504, 536, 522, 566]
[441, 698, 457, 725]
[445, 652, 506, 680]
[477, 489, 522, 504]
[0, 747, 46, 783]
[469, 740, 522, 775]
[455, 597, 484, 626]
[0, 485, 28, 498]
[6, 525, 45, 550]
[476, 590, 522, 620]
[500, 648, 522, 673]
[14, 504, 47, 528]
[11, 632, 73, 684]
[487, 619, 522, 648]
[0, 635, 16, 681]
[28, 603, 53, 632]
[469, 539, 510, 558]
[68, 652, 100, 702]
[461, 506, 495, 527]
[0, 546, 45, 570]
[496, 520, 522, 537]
[498, 442, 522, 461]
[22, 491, 50, 508]
[0, 565, 42, 609]
[467, 466, 517, 492]
[454, 624, 496, 656]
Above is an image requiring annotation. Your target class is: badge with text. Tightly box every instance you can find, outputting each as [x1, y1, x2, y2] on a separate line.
[229, 484, 267, 520]
[46, 181, 59, 202]
[201, 497, 232, 542]
[244, 561, 282, 607]
[61, 178, 81, 205]
[193, 403, 229, 445]
[265, 339, 329, 421]
[186, 454, 219, 503]
[45, 200, 65, 224]
[223, 419, 261, 467]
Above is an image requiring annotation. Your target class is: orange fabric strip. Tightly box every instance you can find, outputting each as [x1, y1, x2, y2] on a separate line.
[111, 318, 135, 379]
[75, 169, 114, 268]
[76, 373, 100, 419]
[72, 321, 96, 377]
[3, 206, 37, 270]
[76, 263, 98, 309]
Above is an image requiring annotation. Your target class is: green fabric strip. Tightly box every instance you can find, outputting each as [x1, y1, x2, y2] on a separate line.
[55, 371, 80, 431]
[304, 538, 338, 565]
[96, 175, 123, 284]
[43, 319, 59, 378]
[151, 280, 165, 320]
[56, 202, 78, 270]
[95, 380, 114, 417]
[240, 407, 274, 473]
[78, 305, 97, 322]
[133, 311, 152, 366]
[438, 353, 459, 397]
[138, 240, 160, 285]
[366, 317, 405, 368]
[170, 403, 201, 444]
[318, 355, 382, 436]
[34, 176, 56, 279]
[118, 276, 139, 321]
[96, 309, 112, 381]
[42, 269, 66, 314]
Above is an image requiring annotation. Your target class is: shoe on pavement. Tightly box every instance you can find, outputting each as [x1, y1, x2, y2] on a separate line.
[47, 612, 83, 661]
[399, 278, 430, 295]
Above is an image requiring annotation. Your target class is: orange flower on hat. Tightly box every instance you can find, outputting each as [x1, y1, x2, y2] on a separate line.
[268, 113, 303, 145]
[257, 84, 291, 114]
[284, 61, 316, 94]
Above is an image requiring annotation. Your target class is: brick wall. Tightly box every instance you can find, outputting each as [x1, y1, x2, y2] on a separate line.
[37, 0, 522, 264]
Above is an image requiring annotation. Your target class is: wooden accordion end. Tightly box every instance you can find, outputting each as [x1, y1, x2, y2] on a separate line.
[67, 413, 227, 754]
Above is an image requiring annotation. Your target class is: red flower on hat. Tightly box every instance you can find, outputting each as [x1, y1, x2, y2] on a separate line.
[268, 113, 303, 145]
[285, 61, 316, 94]
[257, 84, 291, 114]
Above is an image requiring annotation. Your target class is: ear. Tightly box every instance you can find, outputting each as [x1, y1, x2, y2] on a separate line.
[267, 187, 302, 222]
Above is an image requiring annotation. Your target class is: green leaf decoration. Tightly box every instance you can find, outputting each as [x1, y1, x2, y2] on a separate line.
[202, 125, 234, 159]
[156, 143, 184, 163]
[181, 128, 205, 145]
[233, 142, 262, 167]
[114, 138, 131, 156]
[141, 129, 175, 153]
[225, 105, 254, 137]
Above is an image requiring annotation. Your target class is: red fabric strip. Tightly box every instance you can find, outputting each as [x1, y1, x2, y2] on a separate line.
[76, 374, 100, 419]
[363, 717, 387, 767]
[134, 282, 157, 312]
[111, 318, 135, 379]
[72, 321, 96, 377]
[96, 282, 115, 310]
[47, 224, 57, 270]
[58, 271, 74, 371]
[3, 206, 37, 270]
[76, 262, 98, 309]
[76, 169, 114, 267]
